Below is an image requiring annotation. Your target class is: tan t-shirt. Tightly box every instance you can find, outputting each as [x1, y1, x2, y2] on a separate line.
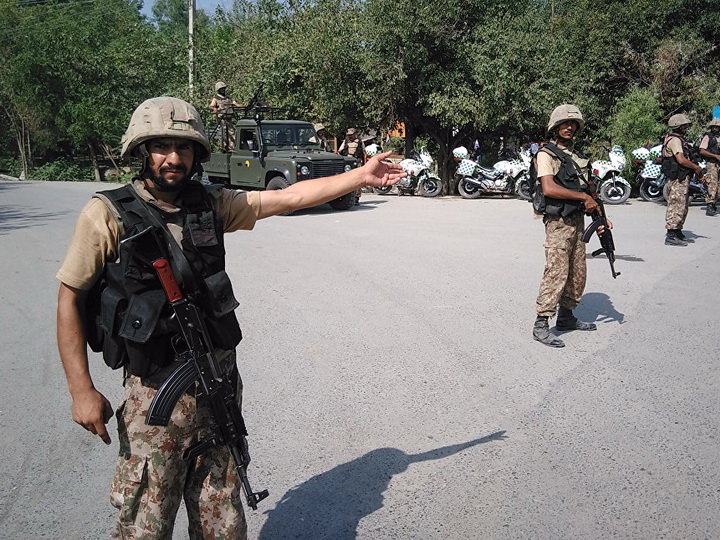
[663, 135, 684, 157]
[57, 181, 261, 291]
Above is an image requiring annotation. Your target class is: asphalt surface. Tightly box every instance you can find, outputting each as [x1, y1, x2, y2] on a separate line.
[1, 180, 719, 540]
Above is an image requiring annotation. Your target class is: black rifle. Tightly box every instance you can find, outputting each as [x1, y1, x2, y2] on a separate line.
[120, 227, 269, 510]
[582, 199, 620, 279]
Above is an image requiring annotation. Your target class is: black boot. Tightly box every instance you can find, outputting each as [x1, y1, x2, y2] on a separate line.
[533, 316, 565, 348]
[665, 229, 687, 246]
[556, 306, 597, 331]
[675, 229, 694, 243]
[706, 203, 717, 216]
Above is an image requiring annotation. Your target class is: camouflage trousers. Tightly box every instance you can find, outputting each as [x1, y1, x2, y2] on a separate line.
[705, 162, 719, 204]
[535, 212, 587, 318]
[110, 352, 247, 540]
[665, 176, 689, 230]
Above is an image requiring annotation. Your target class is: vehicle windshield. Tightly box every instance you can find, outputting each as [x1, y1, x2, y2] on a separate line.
[262, 124, 320, 148]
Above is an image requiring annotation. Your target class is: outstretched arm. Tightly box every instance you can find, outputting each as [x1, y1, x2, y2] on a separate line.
[57, 283, 113, 444]
[256, 152, 406, 219]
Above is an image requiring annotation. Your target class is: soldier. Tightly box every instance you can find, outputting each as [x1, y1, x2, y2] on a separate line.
[311, 123, 330, 151]
[56, 97, 405, 539]
[209, 81, 242, 151]
[662, 114, 705, 246]
[532, 104, 611, 348]
[698, 118, 720, 217]
[338, 128, 366, 204]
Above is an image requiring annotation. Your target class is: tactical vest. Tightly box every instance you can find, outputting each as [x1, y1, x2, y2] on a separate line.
[216, 94, 235, 117]
[340, 139, 364, 159]
[85, 182, 242, 385]
[532, 142, 588, 217]
[661, 134, 693, 179]
[703, 132, 719, 163]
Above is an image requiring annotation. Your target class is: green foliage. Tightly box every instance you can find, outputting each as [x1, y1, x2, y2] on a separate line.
[607, 87, 666, 152]
[0, 157, 22, 177]
[29, 160, 95, 182]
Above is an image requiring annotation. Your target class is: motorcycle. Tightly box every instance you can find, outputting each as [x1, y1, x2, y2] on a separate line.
[631, 143, 665, 203]
[660, 159, 708, 204]
[373, 147, 442, 197]
[593, 145, 631, 204]
[493, 147, 533, 201]
[452, 146, 524, 199]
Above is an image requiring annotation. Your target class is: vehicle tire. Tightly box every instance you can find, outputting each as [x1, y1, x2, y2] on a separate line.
[639, 179, 664, 203]
[374, 186, 393, 195]
[266, 176, 294, 215]
[600, 178, 631, 205]
[329, 190, 358, 210]
[457, 177, 482, 199]
[516, 176, 532, 201]
[418, 174, 442, 197]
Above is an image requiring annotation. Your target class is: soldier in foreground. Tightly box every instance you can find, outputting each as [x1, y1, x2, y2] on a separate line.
[531, 104, 612, 348]
[56, 97, 404, 539]
[662, 114, 705, 246]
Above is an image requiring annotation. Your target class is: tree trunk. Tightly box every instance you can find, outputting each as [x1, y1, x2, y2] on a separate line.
[87, 140, 102, 182]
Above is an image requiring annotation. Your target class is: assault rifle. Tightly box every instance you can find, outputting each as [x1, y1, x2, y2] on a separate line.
[120, 227, 269, 510]
[582, 199, 620, 279]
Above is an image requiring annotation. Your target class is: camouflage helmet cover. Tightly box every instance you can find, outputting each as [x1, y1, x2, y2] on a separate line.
[121, 97, 211, 162]
[707, 117, 720, 128]
[668, 113, 691, 128]
[547, 104, 585, 134]
[215, 81, 227, 92]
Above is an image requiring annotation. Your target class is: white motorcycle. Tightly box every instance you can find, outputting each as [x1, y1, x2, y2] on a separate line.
[631, 144, 665, 203]
[493, 147, 533, 201]
[453, 146, 523, 199]
[593, 144, 631, 204]
[373, 146, 442, 197]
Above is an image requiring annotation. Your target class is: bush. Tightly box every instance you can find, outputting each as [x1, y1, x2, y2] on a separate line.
[29, 159, 95, 182]
[0, 157, 22, 177]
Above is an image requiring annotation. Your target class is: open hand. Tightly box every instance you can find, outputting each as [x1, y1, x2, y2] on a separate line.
[362, 152, 407, 187]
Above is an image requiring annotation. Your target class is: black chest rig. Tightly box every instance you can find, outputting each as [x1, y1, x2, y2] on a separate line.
[86, 182, 242, 385]
[533, 142, 588, 217]
[661, 134, 693, 179]
[704, 132, 719, 163]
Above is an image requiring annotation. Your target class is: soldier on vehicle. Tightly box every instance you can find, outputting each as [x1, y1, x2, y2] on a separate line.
[662, 114, 705, 246]
[209, 81, 242, 151]
[531, 104, 611, 348]
[56, 97, 405, 539]
[698, 118, 720, 217]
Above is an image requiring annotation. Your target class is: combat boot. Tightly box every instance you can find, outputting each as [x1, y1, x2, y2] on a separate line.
[556, 306, 597, 331]
[665, 230, 687, 246]
[706, 203, 717, 216]
[676, 229, 694, 243]
[533, 316, 565, 348]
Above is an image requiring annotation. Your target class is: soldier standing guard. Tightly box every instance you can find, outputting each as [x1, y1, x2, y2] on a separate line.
[662, 114, 705, 246]
[698, 118, 720, 217]
[531, 104, 613, 348]
[209, 81, 242, 151]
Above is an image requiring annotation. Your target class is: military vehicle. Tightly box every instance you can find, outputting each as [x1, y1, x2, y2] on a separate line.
[203, 114, 359, 211]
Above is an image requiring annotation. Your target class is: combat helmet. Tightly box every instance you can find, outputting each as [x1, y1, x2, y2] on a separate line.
[707, 118, 720, 129]
[120, 97, 211, 162]
[668, 113, 691, 128]
[215, 81, 227, 93]
[546, 104, 585, 135]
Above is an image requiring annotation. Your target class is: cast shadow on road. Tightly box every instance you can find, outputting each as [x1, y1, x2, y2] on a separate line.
[258, 430, 507, 540]
[0, 182, 71, 234]
[577, 292, 625, 325]
[290, 199, 388, 217]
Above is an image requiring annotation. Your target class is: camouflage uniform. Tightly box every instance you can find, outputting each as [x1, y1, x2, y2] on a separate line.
[110, 351, 247, 540]
[663, 136, 690, 230]
[536, 211, 586, 317]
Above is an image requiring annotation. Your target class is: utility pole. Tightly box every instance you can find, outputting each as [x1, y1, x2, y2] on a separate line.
[188, 0, 195, 98]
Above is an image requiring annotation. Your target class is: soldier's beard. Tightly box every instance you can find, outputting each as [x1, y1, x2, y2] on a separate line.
[145, 166, 191, 192]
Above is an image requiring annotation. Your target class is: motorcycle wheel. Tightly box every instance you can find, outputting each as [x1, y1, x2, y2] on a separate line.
[374, 186, 393, 195]
[515, 177, 532, 201]
[418, 175, 442, 197]
[599, 179, 631, 205]
[639, 179, 664, 203]
[457, 177, 482, 199]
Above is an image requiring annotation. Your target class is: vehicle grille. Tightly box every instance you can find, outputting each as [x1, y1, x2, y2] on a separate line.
[312, 160, 346, 179]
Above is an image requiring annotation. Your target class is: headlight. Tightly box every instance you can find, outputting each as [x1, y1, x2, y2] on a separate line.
[344, 164, 353, 172]
[300, 165, 311, 176]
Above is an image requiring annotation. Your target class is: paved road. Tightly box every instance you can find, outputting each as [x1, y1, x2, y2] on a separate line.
[1, 180, 719, 539]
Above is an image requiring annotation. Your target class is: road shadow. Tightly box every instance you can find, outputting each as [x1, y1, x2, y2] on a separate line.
[258, 431, 507, 540]
[577, 291, 625, 324]
[0, 205, 71, 235]
[290, 199, 388, 217]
